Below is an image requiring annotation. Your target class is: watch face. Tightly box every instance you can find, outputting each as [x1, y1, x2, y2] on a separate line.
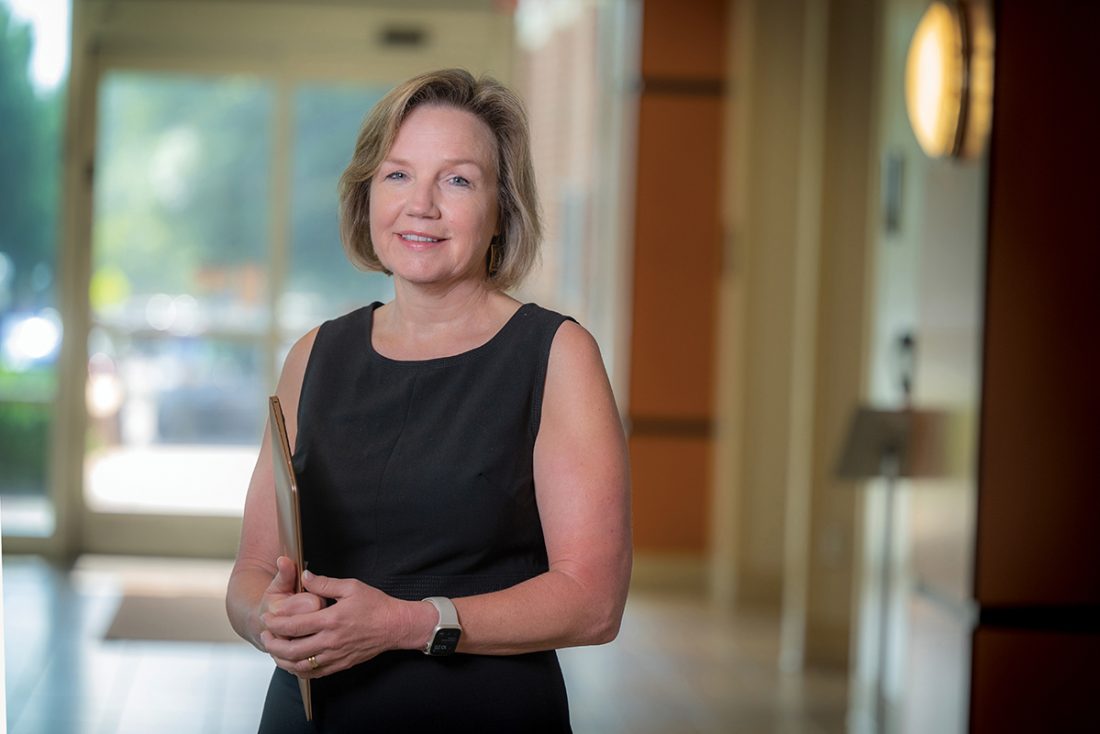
[429, 628, 461, 655]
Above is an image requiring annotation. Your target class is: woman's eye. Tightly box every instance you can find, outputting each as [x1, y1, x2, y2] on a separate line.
[448, 176, 471, 187]
[384, 171, 406, 181]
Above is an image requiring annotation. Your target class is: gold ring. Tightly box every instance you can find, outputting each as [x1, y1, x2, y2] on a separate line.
[308, 655, 319, 670]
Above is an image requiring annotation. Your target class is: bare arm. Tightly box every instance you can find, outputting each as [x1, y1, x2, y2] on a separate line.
[261, 321, 632, 674]
[445, 320, 633, 652]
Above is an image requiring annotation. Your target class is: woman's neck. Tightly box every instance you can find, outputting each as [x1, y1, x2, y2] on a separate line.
[373, 278, 519, 360]
[387, 278, 495, 331]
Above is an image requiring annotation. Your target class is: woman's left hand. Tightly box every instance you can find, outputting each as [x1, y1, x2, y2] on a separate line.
[259, 570, 412, 678]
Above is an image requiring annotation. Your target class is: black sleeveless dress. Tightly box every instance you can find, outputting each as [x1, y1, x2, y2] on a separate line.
[258, 302, 575, 733]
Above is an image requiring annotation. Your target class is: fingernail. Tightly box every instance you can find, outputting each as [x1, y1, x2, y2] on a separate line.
[303, 570, 314, 581]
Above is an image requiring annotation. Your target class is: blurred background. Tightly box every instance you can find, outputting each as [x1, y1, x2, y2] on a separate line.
[1, 0, 1096, 732]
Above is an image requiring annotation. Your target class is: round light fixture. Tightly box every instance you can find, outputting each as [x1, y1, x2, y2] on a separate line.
[905, 1, 993, 160]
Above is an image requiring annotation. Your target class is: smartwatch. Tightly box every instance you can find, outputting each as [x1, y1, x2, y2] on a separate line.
[422, 596, 462, 656]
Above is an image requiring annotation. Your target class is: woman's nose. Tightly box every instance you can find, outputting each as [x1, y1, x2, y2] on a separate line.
[406, 180, 439, 217]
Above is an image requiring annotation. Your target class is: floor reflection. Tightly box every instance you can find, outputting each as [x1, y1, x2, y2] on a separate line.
[3, 555, 848, 733]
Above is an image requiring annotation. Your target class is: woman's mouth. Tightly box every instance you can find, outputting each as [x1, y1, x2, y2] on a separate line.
[400, 232, 443, 243]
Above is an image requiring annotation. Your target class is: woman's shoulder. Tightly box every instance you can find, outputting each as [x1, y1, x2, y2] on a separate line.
[538, 315, 619, 447]
[279, 326, 321, 392]
[320, 302, 379, 333]
[502, 299, 598, 374]
[511, 301, 578, 336]
[545, 317, 601, 370]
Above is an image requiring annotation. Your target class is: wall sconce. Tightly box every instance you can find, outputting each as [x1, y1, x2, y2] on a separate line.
[904, 1, 994, 160]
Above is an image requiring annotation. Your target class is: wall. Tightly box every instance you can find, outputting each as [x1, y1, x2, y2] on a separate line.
[803, 0, 877, 669]
[971, 1, 1100, 730]
[721, 0, 807, 610]
[628, 0, 726, 571]
[715, 0, 876, 673]
[852, 0, 991, 730]
[515, 0, 639, 406]
[844, 3, 1100, 732]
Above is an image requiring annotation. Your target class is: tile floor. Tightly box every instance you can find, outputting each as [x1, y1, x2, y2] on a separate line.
[2, 555, 848, 733]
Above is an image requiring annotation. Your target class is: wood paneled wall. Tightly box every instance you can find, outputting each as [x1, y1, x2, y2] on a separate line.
[971, 1, 1100, 730]
[629, 0, 727, 554]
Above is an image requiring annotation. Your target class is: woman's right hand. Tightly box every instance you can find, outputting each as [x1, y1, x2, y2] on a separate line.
[258, 556, 325, 651]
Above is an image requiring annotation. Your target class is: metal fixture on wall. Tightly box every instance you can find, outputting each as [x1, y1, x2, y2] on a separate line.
[904, 1, 994, 160]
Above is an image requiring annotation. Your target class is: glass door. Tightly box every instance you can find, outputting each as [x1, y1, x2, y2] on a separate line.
[84, 71, 274, 553]
[282, 83, 394, 333]
[83, 69, 392, 555]
[0, 0, 67, 540]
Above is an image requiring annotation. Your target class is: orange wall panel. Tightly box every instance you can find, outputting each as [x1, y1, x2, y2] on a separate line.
[641, 0, 728, 79]
[628, 0, 727, 555]
[629, 93, 723, 419]
[629, 434, 711, 552]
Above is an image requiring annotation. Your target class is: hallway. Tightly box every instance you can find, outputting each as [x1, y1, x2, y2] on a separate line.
[2, 555, 847, 733]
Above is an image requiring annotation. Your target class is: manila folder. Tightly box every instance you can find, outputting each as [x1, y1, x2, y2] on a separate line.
[268, 395, 313, 721]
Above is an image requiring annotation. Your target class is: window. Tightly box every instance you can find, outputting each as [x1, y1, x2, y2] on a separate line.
[85, 72, 393, 517]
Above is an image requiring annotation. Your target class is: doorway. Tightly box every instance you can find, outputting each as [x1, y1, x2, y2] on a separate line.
[82, 69, 394, 554]
[61, 0, 515, 557]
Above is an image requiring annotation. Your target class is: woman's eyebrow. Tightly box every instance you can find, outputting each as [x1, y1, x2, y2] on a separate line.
[440, 158, 486, 169]
[382, 156, 486, 170]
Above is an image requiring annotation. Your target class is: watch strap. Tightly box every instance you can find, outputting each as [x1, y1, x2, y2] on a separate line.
[423, 596, 459, 626]
[422, 596, 461, 655]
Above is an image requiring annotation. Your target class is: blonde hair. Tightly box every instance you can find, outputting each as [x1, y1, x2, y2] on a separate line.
[339, 68, 541, 291]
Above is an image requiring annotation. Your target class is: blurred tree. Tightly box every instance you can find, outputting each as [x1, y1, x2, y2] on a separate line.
[290, 84, 388, 298]
[93, 73, 273, 298]
[92, 73, 393, 319]
[0, 5, 63, 309]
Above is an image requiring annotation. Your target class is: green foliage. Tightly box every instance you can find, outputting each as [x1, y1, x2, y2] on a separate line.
[0, 363, 55, 396]
[93, 72, 274, 296]
[0, 6, 64, 309]
[0, 6, 62, 496]
[290, 84, 388, 298]
[0, 401, 50, 491]
[0, 367, 54, 492]
[92, 72, 394, 318]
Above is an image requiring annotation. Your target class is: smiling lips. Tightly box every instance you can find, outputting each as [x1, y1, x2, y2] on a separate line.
[399, 232, 445, 246]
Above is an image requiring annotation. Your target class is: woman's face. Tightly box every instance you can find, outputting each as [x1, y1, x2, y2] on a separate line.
[369, 104, 500, 289]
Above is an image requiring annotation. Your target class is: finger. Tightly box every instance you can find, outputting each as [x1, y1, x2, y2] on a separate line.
[261, 628, 317, 660]
[267, 591, 322, 618]
[266, 556, 298, 594]
[276, 591, 325, 616]
[263, 608, 325, 639]
[301, 570, 356, 599]
[296, 653, 325, 678]
[262, 635, 326, 678]
[259, 628, 287, 655]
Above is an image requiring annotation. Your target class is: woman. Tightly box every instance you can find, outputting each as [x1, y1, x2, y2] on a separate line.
[226, 68, 632, 732]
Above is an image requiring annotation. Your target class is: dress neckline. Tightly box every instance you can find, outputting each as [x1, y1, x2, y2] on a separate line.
[364, 301, 532, 367]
